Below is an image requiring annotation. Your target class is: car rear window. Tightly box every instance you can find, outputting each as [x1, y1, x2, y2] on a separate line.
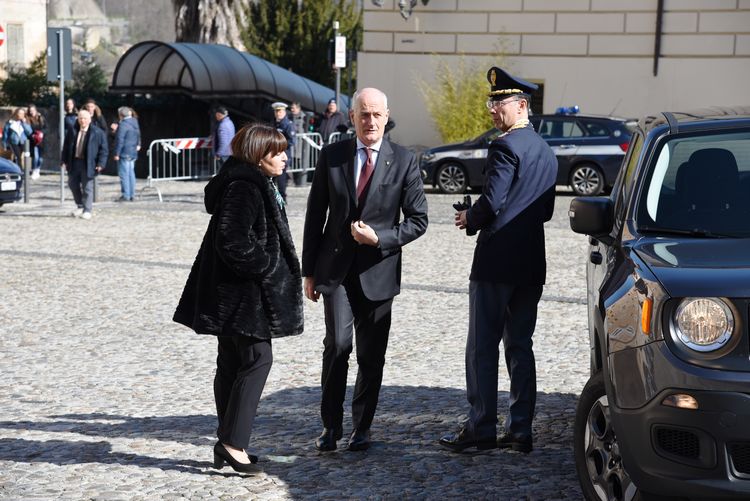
[636, 130, 750, 237]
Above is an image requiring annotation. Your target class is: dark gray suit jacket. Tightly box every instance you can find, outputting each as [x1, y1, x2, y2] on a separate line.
[302, 137, 428, 301]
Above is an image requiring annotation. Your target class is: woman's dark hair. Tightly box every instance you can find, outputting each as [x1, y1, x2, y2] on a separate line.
[231, 124, 287, 165]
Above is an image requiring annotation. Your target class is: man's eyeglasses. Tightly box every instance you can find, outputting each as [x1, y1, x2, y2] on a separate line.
[486, 98, 518, 110]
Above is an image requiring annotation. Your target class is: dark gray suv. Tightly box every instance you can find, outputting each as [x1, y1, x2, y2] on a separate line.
[569, 106, 750, 500]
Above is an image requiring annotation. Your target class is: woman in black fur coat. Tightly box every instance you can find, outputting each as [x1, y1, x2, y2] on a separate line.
[174, 124, 303, 473]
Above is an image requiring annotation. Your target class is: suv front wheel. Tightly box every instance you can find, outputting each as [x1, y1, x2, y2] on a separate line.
[575, 372, 642, 501]
[570, 163, 604, 196]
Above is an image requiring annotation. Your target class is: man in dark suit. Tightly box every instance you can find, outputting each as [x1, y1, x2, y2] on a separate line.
[303, 87, 428, 452]
[439, 68, 557, 454]
[61, 109, 108, 220]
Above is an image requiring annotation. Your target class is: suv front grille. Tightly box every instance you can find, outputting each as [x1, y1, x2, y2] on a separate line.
[729, 443, 750, 475]
[656, 427, 700, 459]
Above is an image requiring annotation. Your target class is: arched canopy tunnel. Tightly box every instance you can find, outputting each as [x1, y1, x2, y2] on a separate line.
[110, 41, 349, 119]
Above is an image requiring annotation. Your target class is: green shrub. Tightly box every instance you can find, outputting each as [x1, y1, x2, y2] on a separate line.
[0, 52, 53, 106]
[68, 60, 109, 100]
[416, 52, 507, 144]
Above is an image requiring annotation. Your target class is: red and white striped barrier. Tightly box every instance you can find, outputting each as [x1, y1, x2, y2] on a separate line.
[172, 137, 213, 150]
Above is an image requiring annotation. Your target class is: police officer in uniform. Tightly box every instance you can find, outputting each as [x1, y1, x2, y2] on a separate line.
[271, 102, 295, 200]
[439, 67, 557, 454]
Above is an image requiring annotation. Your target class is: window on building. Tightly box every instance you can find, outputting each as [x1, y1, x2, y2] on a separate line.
[7, 24, 25, 67]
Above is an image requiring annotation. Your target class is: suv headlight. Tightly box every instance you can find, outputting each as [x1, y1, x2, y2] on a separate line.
[421, 152, 436, 163]
[672, 297, 734, 352]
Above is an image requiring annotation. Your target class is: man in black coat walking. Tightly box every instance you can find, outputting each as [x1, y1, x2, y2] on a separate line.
[303, 87, 428, 452]
[440, 67, 557, 454]
[61, 109, 108, 219]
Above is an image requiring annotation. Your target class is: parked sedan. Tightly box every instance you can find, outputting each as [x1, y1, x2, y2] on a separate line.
[569, 106, 750, 500]
[420, 112, 633, 195]
[0, 157, 23, 207]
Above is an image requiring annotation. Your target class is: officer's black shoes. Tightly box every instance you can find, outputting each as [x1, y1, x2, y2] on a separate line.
[315, 427, 343, 452]
[346, 429, 371, 451]
[439, 427, 497, 453]
[497, 432, 533, 453]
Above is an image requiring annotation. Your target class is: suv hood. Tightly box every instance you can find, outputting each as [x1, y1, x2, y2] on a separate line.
[634, 239, 750, 297]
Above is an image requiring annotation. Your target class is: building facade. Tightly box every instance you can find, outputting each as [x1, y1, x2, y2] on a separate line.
[358, 0, 750, 147]
[0, 0, 48, 79]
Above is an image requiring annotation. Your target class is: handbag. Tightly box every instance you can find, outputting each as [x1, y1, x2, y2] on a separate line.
[31, 130, 44, 146]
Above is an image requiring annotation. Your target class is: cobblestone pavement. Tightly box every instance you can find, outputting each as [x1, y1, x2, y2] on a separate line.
[1, 174, 590, 500]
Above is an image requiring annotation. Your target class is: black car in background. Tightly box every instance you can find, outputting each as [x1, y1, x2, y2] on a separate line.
[0, 157, 23, 207]
[569, 106, 750, 500]
[420, 110, 633, 195]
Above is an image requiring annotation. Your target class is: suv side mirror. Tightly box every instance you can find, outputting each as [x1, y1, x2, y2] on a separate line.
[569, 197, 614, 244]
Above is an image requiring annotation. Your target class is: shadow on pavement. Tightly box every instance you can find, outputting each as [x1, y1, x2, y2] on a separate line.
[0, 385, 581, 496]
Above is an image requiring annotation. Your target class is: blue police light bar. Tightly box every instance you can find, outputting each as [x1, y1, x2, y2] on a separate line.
[555, 105, 580, 115]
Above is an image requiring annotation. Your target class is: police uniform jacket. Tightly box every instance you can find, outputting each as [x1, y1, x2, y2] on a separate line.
[465, 124, 557, 285]
[275, 116, 295, 157]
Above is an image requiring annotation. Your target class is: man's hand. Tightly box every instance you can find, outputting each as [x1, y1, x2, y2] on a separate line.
[351, 220, 379, 246]
[304, 276, 320, 302]
[454, 210, 467, 230]
[113, 155, 120, 161]
[95, 166, 103, 173]
[61, 163, 68, 172]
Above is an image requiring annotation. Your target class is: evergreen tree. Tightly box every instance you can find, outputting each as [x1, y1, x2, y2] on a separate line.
[241, 0, 362, 93]
[0, 53, 53, 106]
[68, 59, 109, 100]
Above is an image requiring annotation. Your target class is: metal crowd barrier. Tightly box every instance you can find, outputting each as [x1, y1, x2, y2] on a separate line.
[144, 137, 219, 202]
[145, 133, 325, 202]
[327, 130, 356, 144]
[289, 132, 323, 175]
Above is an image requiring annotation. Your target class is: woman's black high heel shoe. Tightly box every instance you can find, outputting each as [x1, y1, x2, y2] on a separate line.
[213, 442, 259, 473]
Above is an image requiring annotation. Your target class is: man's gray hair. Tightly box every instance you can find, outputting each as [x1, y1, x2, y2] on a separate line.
[118, 106, 133, 118]
[351, 88, 388, 110]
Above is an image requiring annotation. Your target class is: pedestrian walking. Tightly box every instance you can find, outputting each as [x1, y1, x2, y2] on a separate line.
[64, 98, 78, 132]
[112, 107, 141, 201]
[2, 108, 32, 168]
[303, 87, 428, 452]
[212, 106, 235, 167]
[61, 110, 108, 220]
[173, 124, 303, 473]
[271, 102, 295, 200]
[289, 102, 308, 186]
[26, 104, 46, 179]
[317, 98, 346, 143]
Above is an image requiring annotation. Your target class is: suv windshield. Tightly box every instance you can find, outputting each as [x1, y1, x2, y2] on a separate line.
[636, 129, 750, 237]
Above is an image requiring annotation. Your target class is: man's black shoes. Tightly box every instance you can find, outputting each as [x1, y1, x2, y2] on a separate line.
[497, 432, 533, 453]
[315, 427, 343, 452]
[346, 429, 371, 451]
[439, 427, 497, 453]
